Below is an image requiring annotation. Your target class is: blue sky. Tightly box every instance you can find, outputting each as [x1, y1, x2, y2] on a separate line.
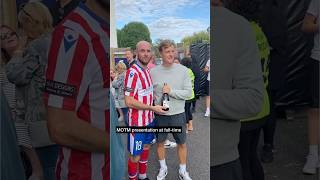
[115, 0, 210, 43]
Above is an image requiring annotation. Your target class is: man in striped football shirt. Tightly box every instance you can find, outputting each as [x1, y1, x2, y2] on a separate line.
[124, 41, 166, 180]
[44, 0, 109, 179]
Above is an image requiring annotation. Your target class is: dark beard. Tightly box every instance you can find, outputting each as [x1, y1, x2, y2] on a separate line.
[138, 59, 149, 66]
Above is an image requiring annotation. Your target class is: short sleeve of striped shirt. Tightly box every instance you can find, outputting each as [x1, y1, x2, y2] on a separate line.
[44, 26, 91, 111]
[124, 69, 139, 97]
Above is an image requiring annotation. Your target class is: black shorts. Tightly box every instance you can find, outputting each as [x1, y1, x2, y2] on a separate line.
[155, 113, 187, 144]
[308, 58, 319, 108]
[204, 80, 210, 96]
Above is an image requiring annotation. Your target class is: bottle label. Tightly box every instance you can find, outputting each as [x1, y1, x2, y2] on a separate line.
[163, 100, 169, 109]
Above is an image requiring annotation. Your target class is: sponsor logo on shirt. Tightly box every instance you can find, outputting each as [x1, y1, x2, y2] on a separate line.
[45, 80, 77, 98]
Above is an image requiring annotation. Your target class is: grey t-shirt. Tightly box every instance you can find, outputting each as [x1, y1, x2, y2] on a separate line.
[150, 63, 192, 116]
[211, 7, 264, 166]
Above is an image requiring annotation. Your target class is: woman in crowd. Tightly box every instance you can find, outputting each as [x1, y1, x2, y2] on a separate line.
[112, 61, 128, 124]
[1, 24, 45, 180]
[181, 57, 195, 132]
[5, 2, 57, 180]
[110, 68, 116, 96]
[301, 0, 319, 175]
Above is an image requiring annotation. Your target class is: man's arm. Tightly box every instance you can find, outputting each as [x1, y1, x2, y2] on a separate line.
[203, 66, 210, 73]
[212, 22, 264, 120]
[302, 13, 319, 33]
[47, 107, 108, 153]
[203, 59, 210, 72]
[124, 96, 166, 114]
[165, 70, 193, 100]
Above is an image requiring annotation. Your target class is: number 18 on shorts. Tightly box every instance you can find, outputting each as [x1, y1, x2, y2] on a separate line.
[128, 132, 154, 156]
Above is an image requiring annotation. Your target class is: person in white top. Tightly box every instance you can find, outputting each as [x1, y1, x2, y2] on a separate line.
[203, 59, 211, 117]
[301, 0, 319, 175]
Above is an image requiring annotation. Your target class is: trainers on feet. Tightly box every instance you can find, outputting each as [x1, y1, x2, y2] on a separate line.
[179, 171, 192, 180]
[204, 110, 210, 117]
[157, 167, 168, 180]
[164, 140, 177, 149]
[302, 155, 319, 175]
[118, 116, 124, 122]
[151, 138, 156, 145]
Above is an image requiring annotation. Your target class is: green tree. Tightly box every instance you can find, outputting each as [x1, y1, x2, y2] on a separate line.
[117, 22, 152, 50]
[117, 29, 124, 47]
[181, 31, 209, 48]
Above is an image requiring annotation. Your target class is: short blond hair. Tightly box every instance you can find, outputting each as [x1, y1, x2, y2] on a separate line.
[116, 61, 127, 74]
[18, 2, 53, 34]
[158, 40, 176, 52]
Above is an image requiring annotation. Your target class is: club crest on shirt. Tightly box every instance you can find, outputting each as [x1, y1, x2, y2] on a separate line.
[64, 28, 79, 52]
[129, 71, 134, 78]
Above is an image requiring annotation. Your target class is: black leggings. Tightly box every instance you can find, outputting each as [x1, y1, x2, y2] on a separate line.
[238, 127, 265, 180]
[263, 90, 277, 148]
[185, 101, 193, 123]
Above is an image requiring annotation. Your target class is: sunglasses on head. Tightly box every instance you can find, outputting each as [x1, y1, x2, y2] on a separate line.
[18, 3, 38, 25]
[0, 32, 17, 40]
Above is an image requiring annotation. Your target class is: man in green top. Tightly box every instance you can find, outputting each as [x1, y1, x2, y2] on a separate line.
[211, 0, 264, 179]
[224, 0, 271, 179]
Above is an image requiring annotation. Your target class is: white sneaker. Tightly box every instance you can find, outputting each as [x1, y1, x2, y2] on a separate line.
[151, 138, 156, 145]
[118, 116, 124, 122]
[179, 171, 192, 180]
[157, 167, 168, 180]
[204, 110, 210, 117]
[302, 155, 319, 174]
[164, 140, 177, 149]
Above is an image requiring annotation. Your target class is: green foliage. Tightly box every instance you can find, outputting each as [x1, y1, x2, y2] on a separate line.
[181, 31, 209, 48]
[117, 22, 152, 50]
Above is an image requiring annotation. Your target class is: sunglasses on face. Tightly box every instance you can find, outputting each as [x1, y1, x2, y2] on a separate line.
[0, 32, 17, 40]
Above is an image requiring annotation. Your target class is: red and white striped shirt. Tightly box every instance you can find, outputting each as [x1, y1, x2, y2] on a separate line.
[124, 63, 154, 127]
[44, 3, 109, 180]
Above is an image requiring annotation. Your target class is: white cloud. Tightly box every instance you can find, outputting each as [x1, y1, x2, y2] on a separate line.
[148, 17, 208, 42]
[115, 0, 199, 22]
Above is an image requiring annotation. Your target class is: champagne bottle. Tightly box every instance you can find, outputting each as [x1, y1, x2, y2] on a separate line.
[162, 92, 170, 111]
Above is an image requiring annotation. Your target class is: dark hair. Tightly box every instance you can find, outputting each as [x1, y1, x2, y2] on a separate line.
[224, 0, 262, 22]
[181, 57, 192, 69]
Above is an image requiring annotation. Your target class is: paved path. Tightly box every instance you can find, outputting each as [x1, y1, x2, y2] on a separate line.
[121, 98, 210, 180]
[263, 109, 318, 180]
[120, 103, 319, 180]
